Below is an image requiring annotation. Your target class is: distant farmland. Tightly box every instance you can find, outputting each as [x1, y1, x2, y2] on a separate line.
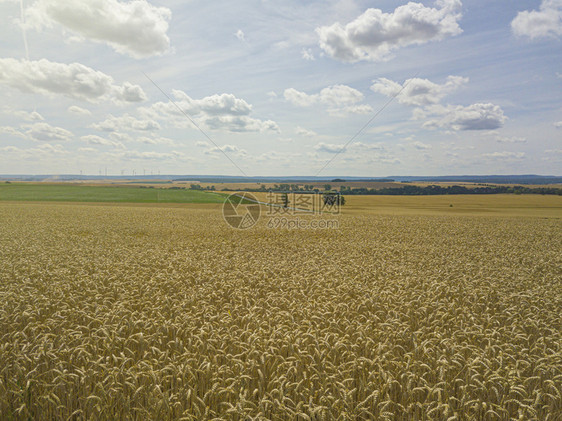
[0, 183, 225, 203]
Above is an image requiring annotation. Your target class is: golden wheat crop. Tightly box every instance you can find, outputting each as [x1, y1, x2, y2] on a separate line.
[0, 202, 560, 420]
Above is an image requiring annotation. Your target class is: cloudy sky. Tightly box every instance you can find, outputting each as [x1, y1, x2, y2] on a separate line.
[0, 0, 560, 176]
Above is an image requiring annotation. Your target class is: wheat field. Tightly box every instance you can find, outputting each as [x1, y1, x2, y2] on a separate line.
[0, 201, 561, 420]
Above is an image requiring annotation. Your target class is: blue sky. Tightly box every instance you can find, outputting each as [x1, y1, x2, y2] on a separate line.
[0, 0, 560, 176]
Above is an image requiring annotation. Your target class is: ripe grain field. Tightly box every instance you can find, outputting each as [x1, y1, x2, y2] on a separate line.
[0, 201, 561, 420]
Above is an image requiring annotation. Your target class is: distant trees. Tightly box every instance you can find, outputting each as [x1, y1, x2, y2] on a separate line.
[189, 184, 217, 191]
[199, 182, 562, 196]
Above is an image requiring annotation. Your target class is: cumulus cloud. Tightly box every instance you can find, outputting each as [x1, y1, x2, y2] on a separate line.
[284, 85, 373, 115]
[204, 144, 246, 155]
[371, 75, 468, 106]
[81, 134, 124, 149]
[205, 115, 279, 133]
[285, 85, 364, 107]
[68, 105, 92, 116]
[136, 136, 175, 145]
[555, 121, 562, 128]
[120, 150, 184, 160]
[142, 90, 279, 133]
[24, 122, 73, 142]
[420, 103, 507, 130]
[301, 48, 315, 60]
[317, 0, 463, 62]
[284, 88, 317, 107]
[0, 126, 26, 138]
[296, 126, 317, 137]
[353, 142, 386, 151]
[372, 75, 506, 131]
[0, 143, 68, 157]
[329, 104, 374, 116]
[495, 135, 527, 143]
[1, 106, 44, 121]
[315, 142, 346, 153]
[411, 141, 431, 149]
[512, 0, 562, 39]
[481, 151, 525, 160]
[0, 58, 147, 103]
[171, 91, 253, 116]
[91, 114, 160, 132]
[25, 0, 171, 58]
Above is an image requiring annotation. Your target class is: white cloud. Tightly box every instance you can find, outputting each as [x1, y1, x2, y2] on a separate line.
[201, 144, 247, 158]
[420, 103, 507, 130]
[108, 132, 132, 143]
[329, 104, 374, 116]
[315, 142, 346, 153]
[235, 29, 245, 41]
[0, 143, 68, 157]
[296, 126, 317, 137]
[0, 58, 147, 103]
[353, 142, 386, 151]
[142, 90, 279, 133]
[284, 84, 373, 115]
[555, 121, 562, 128]
[26, 0, 171, 58]
[67, 105, 92, 116]
[481, 151, 525, 160]
[317, 0, 462, 62]
[0, 126, 26, 138]
[284, 88, 317, 107]
[120, 150, 184, 161]
[205, 115, 279, 133]
[371, 75, 468, 106]
[512, 0, 562, 39]
[179, 91, 253, 116]
[116, 83, 147, 102]
[78, 147, 97, 153]
[285, 85, 364, 107]
[81, 134, 125, 149]
[136, 136, 175, 145]
[495, 135, 527, 143]
[372, 75, 506, 131]
[301, 48, 315, 60]
[0, 146, 23, 154]
[91, 114, 160, 132]
[411, 141, 431, 150]
[1, 106, 44, 121]
[24, 122, 73, 142]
